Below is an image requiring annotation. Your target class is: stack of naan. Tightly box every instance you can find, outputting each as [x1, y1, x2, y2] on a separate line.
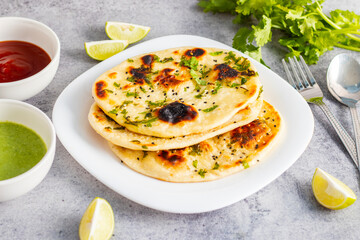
[88, 47, 282, 182]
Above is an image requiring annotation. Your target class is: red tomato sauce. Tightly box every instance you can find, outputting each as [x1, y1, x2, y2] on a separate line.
[0, 41, 51, 83]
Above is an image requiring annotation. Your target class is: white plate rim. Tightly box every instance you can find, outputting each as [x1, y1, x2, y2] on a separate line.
[53, 34, 314, 213]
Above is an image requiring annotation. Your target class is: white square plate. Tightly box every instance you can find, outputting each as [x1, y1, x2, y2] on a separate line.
[53, 35, 314, 213]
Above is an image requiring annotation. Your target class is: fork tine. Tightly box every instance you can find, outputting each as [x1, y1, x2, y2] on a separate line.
[293, 56, 310, 88]
[288, 57, 304, 90]
[299, 56, 316, 86]
[282, 59, 298, 89]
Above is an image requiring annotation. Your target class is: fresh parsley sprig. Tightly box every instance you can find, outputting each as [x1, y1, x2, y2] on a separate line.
[199, 0, 360, 65]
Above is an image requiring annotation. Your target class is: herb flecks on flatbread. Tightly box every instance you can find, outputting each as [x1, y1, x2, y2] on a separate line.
[108, 101, 282, 182]
[92, 47, 262, 138]
[88, 98, 263, 151]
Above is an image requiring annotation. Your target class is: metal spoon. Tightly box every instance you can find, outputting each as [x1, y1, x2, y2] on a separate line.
[327, 53, 360, 167]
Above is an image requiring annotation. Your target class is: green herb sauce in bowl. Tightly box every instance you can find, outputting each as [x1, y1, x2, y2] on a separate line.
[0, 99, 56, 202]
[0, 121, 47, 180]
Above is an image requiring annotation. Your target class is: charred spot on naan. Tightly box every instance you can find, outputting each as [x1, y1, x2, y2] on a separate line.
[246, 84, 259, 97]
[199, 141, 213, 152]
[214, 64, 239, 80]
[157, 150, 186, 167]
[108, 72, 117, 79]
[240, 69, 256, 76]
[128, 66, 150, 85]
[154, 68, 183, 89]
[95, 80, 108, 99]
[184, 48, 206, 58]
[122, 84, 133, 90]
[230, 120, 272, 150]
[141, 54, 155, 68]
[93, 109, 106, 122]
[157, 101, 198, 124]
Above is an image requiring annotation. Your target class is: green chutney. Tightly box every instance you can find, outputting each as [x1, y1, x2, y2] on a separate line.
[0, 121, 47, 181]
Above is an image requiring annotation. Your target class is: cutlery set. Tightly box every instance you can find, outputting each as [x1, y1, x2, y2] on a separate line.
[283, 55, 360, 168]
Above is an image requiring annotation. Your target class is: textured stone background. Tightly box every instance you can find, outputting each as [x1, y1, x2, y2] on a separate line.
[1, 0, 360, 239]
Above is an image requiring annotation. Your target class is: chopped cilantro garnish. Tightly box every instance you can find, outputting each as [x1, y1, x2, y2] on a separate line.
[109, 101, 133, 115]
[213, 162, 220, 170]
[104, 126, 112, 130]
[241, 78, 247, 85]
[120, 101, 133, 108]
[139, 86, 147, 93]
[229, 83, 240, 88]
[189, 144, 202, 156]
[192, 160, 198, 168]
[126, 91, 139, 98]
[113, 82, 120, 88]
[142, 145, 148, 149]
[194, 90, 205, 99]
[140, 111, 153, 119]
[198, 169, 207, 178]
[153, 55, 160, 62]
[124, 117, 158, 127]
[144, 70, 159, 88]
[127, 59, 134, 63]
[209, 51, 223, 56]
[160, 57, 174, 63]
[235, 60, 251, 71]
[109, 109, 118, 115]
[126, 76, 136, 83]
[180, 56, 198, 70]
[243, 162, 250, 169]
[211, 81, 222, 95]
[202, 105, 218, 112]
[224, 51, 240, 64]
[147, 99, 167, 108]
[199, 65, 212, 78]
[120, 109, 128, 115]
[190, 69, 206, 87]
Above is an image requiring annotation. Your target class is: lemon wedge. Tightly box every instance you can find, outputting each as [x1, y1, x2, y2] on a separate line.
[79, 197, 115, 240]
[84, 40, 128, 61]
[105, 22, 150, 44]
[312, 168, 356, 210]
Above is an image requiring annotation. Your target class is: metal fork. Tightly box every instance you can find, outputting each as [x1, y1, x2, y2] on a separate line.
[282, 56, 358, 167]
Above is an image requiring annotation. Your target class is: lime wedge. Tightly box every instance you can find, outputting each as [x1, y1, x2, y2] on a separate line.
[312, 168, 356, 210]
[105, 22, 150, 44]
[79, 197, 115, 240]
[85, 40, 129, 61]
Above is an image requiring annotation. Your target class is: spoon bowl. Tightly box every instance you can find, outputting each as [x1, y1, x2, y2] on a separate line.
[327, 53, 360, 169]
[327, 53, 360, 107]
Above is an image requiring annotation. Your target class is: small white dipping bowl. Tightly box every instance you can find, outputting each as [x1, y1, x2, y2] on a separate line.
[0, 99, 56, 202]
[0, 17, 60, 100]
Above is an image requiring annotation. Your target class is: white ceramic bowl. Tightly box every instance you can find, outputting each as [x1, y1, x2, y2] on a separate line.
[0, 99, 56, 202]
[0, 17, 60, 100]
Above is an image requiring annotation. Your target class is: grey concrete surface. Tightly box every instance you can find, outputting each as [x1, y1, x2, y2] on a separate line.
[1, 0, 360, 239]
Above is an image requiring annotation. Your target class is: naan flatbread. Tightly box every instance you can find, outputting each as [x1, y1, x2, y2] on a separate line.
[109, 101, 282, 182]
[88, 98, 263, 151]
[92, 47, 262, 138]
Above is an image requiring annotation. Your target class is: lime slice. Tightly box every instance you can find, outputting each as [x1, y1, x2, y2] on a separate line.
[79, 197, 115, 240]
[85, 40, 129, 61]
[312, 168, 356, 210]
[105, 22, 150, 44]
